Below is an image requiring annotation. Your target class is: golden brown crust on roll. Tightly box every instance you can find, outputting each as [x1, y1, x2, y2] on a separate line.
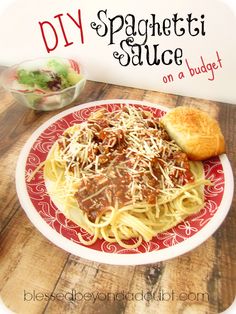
[161, 106, 225, 160]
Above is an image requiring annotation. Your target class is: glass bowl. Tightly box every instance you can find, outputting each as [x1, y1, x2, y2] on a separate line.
[1, 57, 86, 111]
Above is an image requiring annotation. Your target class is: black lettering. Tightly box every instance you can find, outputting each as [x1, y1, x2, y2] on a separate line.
[137, 19, 149, 45]
[131, 43, 143, 66]
[187, 13, 200, 36]
[172, 13, 185, 36]
[145, 44, 160, 65]
[201, 14, 206, 35]
[149, 14, 162, 36]
[109, 15, 124, 44]
[163, 18, 171, 35]
[162, 50, 173, 65]
[125, 14, 136, 37]
[90, 10, 108, 38]
[175, 48, 183, 65]
[113, 38, 131, 66]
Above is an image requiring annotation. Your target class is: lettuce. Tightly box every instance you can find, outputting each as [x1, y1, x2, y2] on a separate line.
[17, 59, 82, 91]
[17, 69, 51, 89]
[47, 59, 69, 78]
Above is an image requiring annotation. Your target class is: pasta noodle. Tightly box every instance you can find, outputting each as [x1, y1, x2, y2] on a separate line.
[43, 106, 211, 248]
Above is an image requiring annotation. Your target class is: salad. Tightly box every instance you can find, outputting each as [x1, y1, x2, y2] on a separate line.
[16, 59, 83, 93]
[1, 57, 86, 110]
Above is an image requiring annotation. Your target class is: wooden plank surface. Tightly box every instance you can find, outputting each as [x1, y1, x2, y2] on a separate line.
[0, 79, 235, 314]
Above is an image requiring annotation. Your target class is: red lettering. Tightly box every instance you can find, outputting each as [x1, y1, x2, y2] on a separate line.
[54, 13, 74, 47]
[67, 9, 84, 44]
[200, 56, 207, 73]
[185, 59, 195, 77]
[163, 74, 174, 83]
[195, 67, 201, 75]
[39, 21, 58, 53]
[216, 51, 222, 68]
[206, 63, 214, 81]
[185, 52, 222, 82]
[39, 9, 84, 53]
[178, 71, 185, 79]
[212, 62, 218, 70]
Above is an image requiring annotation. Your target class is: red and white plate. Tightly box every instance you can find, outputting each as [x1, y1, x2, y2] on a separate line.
[16, 100, 234, 265]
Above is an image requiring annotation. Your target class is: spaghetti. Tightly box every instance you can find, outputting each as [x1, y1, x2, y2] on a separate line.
[44, 106, 210, 248]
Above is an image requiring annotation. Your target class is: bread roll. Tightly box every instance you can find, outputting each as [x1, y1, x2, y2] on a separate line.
[161, 106, 225, 160]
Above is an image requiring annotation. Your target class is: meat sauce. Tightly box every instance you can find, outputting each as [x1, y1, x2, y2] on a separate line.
[62, 108, 194, 222]
[75, 171, 131, 221]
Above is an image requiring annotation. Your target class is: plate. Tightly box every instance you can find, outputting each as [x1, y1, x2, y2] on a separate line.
[15, 100, 234, 265]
